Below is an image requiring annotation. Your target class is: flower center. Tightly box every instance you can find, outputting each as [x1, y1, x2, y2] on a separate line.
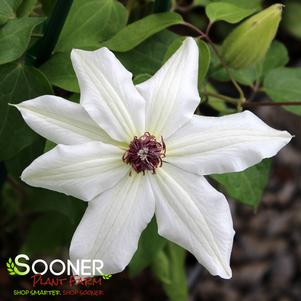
[122, 132, 166, 175]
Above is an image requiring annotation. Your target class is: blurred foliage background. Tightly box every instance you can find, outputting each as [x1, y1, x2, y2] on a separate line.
[0, 0, 300, 300]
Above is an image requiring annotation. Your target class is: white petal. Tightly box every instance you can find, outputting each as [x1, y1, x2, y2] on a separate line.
[70, 173, 155, 275]
[166, 111, 292, 175]
[136, 37, 200, 138]
[21, 142, 128, 201]
[71, 48, 145, 142]
[150, 164, 234, 279]
[14, 96, 116, 145]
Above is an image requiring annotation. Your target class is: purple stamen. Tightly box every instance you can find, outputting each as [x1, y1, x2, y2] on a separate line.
[122, 132, 166, 175]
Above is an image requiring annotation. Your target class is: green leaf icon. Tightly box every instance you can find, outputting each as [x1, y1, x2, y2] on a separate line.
[6, 258, 16, 276]
[101, 274, 112, 280]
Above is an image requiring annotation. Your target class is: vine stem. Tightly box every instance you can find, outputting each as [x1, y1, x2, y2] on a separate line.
[185, 22, 301, 109]
[204, 92, 301, 108]
[182, 21, 207, 38]
[205, 21, 213, 36]
[31, 33, 44, 38]
[204, 92, 238, 105]
[243, 101, 301, 107]
[182, 22, 245, 108]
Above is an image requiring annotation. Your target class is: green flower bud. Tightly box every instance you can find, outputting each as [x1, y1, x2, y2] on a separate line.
[221, 4, 283, 69]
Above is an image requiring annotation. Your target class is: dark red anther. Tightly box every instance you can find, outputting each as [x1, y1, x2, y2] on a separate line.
[123, 132, 166, 174]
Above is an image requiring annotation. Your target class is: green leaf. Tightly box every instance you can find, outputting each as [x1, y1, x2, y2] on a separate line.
[282, 2, 301, 39]
[211, 41, 288, 86]
[0, 17, 45, 64]
[203, 84, 235, 114]
[17, 0, 37, 17]
[68, 93, 80, 103]
[151, 249, 171, 285]
[133, 73, 151, 85]
[0, 0, 21, 25]
[104, 12, 183, 52]
[39, 0, 55, 16]
[43, 139, 56, 152]
[27, 188, 86, 224]
[56, 0, 127, 52]
[152, 243, 188, 301]
[22, 212, 76, 255]
[0, 63, 53, 160]
[1, 180, 23, 223]
[264, 67, 301, 116]
[206, 2, 257, 23]
[211, 159, 271, 208]
[5, 137, 45, 177]
[197, 39, 211, 88]
[194, 0, 210, 7]
[263, 68, 301, 115]
[231, 67, 258, 86]
[211, 0, 262, 10]
[211, 65, 257, 86]
[40, 52, 79, 93]
[240, 40, 289, 83]
[42, 30, 178, 92]
[129, 218, 166, 277]
[162, 37, 183, 63]
[116, 30, 178, 76]
[261, 40, 289, 77]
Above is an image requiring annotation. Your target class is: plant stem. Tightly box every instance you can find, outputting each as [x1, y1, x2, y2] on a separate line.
[31, 33, 44, 38]
[182, 22, 301, 110]
[204, 92, 238, 105]
[154, 0, 171, 13]
[26, 0, 73, 67]
[205, 21, 213, 36]
[207, 36, 246, 106]
[182, 22, 206, 37]
[204, 92, 301, 108]
[243, 101, 301, 107]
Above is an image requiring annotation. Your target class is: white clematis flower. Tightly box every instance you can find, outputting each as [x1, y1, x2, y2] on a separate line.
[15, 37, 291, 279]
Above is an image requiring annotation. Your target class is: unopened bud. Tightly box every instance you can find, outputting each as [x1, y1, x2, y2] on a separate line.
[221, 4, 283, 69]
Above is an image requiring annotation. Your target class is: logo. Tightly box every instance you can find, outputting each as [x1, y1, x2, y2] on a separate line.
[6, 254, 111, 278]
[5, 254, 112, 297]
[6, 257, 23, 276]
